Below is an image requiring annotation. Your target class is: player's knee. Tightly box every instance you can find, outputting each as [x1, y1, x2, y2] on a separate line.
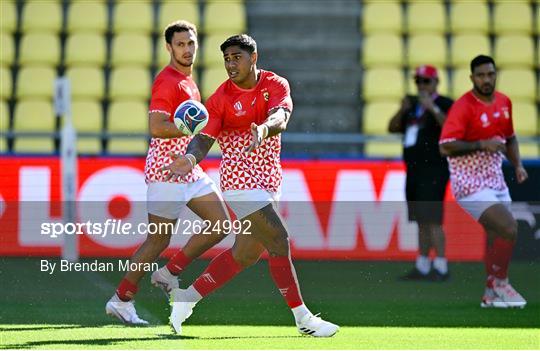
[232, 251, 260, 268]
[268, 234, 289, 257]
[499, 219, 518, 241]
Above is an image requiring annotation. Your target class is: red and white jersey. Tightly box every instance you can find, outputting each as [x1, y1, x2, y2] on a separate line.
[201, 70, 293, 192]
[144, 65, 206, 184]
[439, 90, 515, 199]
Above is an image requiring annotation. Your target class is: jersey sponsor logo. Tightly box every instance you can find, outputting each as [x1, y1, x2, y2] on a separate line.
[493, 111, 500, 119]
[234, 101, 246, 116]
[480, 113, 490, 127]
[502, 107, 510, 119]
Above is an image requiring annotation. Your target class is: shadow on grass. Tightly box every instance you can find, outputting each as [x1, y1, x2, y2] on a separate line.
[1, 334, 304, 349]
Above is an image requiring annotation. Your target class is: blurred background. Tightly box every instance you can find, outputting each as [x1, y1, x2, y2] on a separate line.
[0, 0, 538, 158]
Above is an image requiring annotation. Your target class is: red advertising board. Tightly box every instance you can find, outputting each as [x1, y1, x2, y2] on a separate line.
[0, 157, 485, 260]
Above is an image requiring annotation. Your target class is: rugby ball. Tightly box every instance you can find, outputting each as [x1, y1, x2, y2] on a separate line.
[173, 100, 209, 135]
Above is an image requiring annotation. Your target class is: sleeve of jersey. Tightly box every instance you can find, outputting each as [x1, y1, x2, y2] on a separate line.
[200, 94, 223, 139]
[148, 79, 176, 116]
[268, 77, 293, 113]
[439, 101, 467, 144]
[504, 98, 515, 138]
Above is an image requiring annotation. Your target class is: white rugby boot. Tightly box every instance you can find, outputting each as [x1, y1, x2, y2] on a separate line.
[296, 313, 339, 337]
[169, 288, 197, 335]
[151, 266, 180, 295]
[105, 294, 149, 325]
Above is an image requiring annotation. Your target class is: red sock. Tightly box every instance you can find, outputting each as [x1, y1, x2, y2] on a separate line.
[192, 249, 243, 297]
[268, 255, 304, 308]
[116, 278, 138, 301]
[166, 250, 193, 275]
[485, 237, 515, 280]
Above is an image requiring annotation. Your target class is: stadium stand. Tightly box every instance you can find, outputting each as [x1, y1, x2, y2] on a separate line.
[362, 34, 403, 68]
[113, 2, 154, 34]
[65, 33, 107, 67]
[0, 1, 16, 33]
[0, 101, 8, 152]
[363, 68, 405, 102]
[362, 3, 402, 34]
[67, 2, 108, 34]
[66, 67, 105, 100]
[407, 3, 446, 35]
[18, 33, 60, 66]
[109, 67, 151, 101]
[12, 99, 55, 153]
[0, 66, 12, 100]
[107, 100, 148, 154]
[71, 100, 103, 154]
[1, 33, 14, 66]
[450, 34, 491, 67]
[111, 34, 153, 67]
[158, 1, 199, 31]
[407, 34, 447, 68]
[495, 35, 535, 68]
[203, 2, 246, 34]
[449, 2, 489, 35]
[16, 66, 57, 99]
[21, 1, 62, 33]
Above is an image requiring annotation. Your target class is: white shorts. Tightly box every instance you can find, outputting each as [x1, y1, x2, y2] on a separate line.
[223, 189, 280, 220]
[147, 175, 220, 220]
[457, 188, 512, 220]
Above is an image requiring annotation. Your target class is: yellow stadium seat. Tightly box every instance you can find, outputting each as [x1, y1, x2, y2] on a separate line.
[204, 2, 246, 34]
[362, 34, 404, 68]
[362, 3, 402, 34]
[158, 2, 199, 31]
[113, 3, 153, 34]
[108, 139, 148, 154]
[108, 100, 147, 134]
[449, 2, 489, 34]
[363, 101, 400, 135]
[451, 67, 472, 98]
[512, 101, 538, 137]
[201, 67, 228, 100]
[537, 38, 540, 68]
[1, 65, 12, 100]
[407, 34, 447, 68]
[365, 141, 401, 158]
[109, 67, 151, 100]
[66, 67, 105, 100]
[518, 143, 539, 159]
[1, 33, 14, 66]
[107, 100, 148, 154]
[537, 6, 540, 34]
[363, 68, 405, 101]
[111, 34, 152, 67]
[71, 99, 103, 154]
[498, 69, 536, 102]
[203, 33, 234, 67]
[13, 99, 55, 153]
[1, 1, 16, 33]
[450, 34, 490, 68]
[407, 3, 446, 35]
[493, 3, 533, 35]
[65, 33, 107, 67]
[19, 33, 60, 66]
[67, 2, 108, 33]
[157, 42, 172, 67]
[16, 66, 56, 99]
[21, 2, 62, 33]
[0, 100, 8, 153]
[495, 35, 534, 68]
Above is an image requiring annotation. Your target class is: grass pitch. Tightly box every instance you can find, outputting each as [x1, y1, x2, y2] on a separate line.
[0, 259, 538, 349]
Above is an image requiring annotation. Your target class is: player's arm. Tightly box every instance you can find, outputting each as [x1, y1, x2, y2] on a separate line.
[439, 139, 506, 156]
[161, 134, 216, 180]
[245, 107, 290, 153]
[505, 135, 528, 183]
[148, 112, 187, 138]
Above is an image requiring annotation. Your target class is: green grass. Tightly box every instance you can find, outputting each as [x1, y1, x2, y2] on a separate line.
[0, 258, 538, 349]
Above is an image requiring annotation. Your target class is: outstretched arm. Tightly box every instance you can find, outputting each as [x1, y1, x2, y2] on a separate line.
[161, 134, 216, 180]
[245, 107, 290, 153]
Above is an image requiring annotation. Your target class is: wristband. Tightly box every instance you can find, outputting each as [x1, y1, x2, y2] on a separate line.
[261, 124, 269, 139]
[185, 154, 196, 169]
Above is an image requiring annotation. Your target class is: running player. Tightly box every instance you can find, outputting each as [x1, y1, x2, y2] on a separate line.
[439, 55, 528, 308]
[105, 21, 231, 324]
[161, 34, 339, 337]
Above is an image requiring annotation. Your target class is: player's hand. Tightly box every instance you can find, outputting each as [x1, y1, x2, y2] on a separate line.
[480, 138, 506, 153]
[245, 122, 268, 153]
[161, 152, 193, 181]
[515, 165, 528, 184]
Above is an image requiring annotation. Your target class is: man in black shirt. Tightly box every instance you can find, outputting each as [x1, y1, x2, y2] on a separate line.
[388, 65, 453, 281]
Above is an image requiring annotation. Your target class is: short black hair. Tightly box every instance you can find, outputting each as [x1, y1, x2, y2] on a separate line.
[220, 34, 257, 54]
[470, 55, 496, 73]
[164, 20, 197, 44]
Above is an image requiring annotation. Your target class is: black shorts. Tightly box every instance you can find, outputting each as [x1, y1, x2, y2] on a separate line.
[406, 164, 449, 225]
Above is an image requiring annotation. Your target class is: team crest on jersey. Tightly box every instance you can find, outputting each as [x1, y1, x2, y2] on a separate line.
[262, 89, 269, 101]
[234, 101, 246, 116]
[493, 111, 500, 119]
[480, 112, 490, 127]
[502, 107, 510, 119]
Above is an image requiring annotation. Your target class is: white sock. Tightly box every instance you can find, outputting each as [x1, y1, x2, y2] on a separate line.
[415, 255, 431, 275]
[184, 285, 203, 303]
[433, 257, 448, 274]
[291, 304, 311, 323]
